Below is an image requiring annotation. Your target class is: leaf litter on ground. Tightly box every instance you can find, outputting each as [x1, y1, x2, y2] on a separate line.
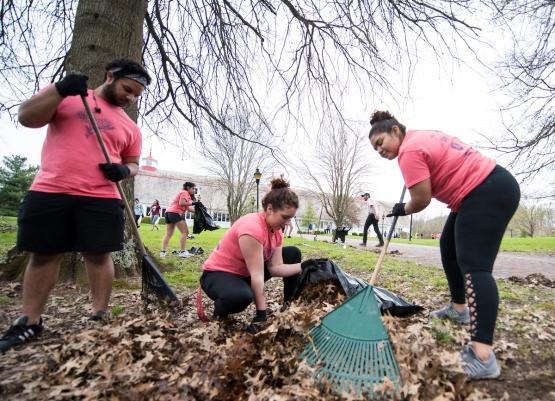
[1, 270, 554, 400]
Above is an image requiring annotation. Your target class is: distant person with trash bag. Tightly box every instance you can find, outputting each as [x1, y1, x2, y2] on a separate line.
[368, 110, 520, 380]
[160, 182, 196, 258]
[200, 178, 302, 333]
[149, 199, 161, 231]
[359, 193, 384, 247]
[0, 59, 151, 353]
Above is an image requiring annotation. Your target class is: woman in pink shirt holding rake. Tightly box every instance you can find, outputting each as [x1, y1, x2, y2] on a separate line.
[368, 110, 520, 380]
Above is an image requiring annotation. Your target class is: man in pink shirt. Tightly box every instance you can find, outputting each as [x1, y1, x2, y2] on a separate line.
[368, 110, 520, 380]
[0, 59, 151, 353]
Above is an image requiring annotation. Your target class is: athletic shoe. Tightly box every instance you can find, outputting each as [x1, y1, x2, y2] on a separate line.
[89, 310, 108, 322]
[430, 303, 470, 324]
[178, 250, 191, 258]
[159, 251, 166, 258]
[461, 344, 501, 379]
[375, 243, 384, 247]
[359, 242, 366, 247]
[0, 316, 43, 353]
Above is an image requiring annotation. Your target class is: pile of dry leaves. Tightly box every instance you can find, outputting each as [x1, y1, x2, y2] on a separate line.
[0, 275, 552, 400]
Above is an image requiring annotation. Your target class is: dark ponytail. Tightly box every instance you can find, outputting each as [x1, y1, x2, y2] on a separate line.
[369, 110, 406, 138]
[183, 182, 195, 190]
[261, 178, 299, 210]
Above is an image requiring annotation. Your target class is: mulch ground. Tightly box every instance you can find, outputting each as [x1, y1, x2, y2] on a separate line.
[1, 272, 554, 401]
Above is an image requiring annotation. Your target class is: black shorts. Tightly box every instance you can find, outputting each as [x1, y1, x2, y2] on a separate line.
[164, 212, 184, 224]
[17, 191, 125, 253]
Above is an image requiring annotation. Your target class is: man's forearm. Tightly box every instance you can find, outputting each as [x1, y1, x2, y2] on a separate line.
[125, 162, 139, 177]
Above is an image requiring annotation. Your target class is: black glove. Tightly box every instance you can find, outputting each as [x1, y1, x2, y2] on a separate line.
[386, 202, 407, 217]
[301, 260, 313, 270]
[98, 163, 131, 182]
[55, 73, 89, 97]
[245, 309, 267, 334]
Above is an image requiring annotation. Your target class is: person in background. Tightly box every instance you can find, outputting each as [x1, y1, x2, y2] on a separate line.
[368, 110, 520, 379]
[201, 178, 302, 333]
[160, 182, 196, 258]
[359, 193, 384, 247]
[149, 199, 161, 231]
[283, 220, 293, 238]
[0, 58, 151, 353]
[134, 198, 144, 228]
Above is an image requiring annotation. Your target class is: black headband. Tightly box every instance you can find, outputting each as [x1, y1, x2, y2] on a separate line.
[110, 67, 149, 87]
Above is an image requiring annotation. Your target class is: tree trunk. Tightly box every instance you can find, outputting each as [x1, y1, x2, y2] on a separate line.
[64, 0, 146, 278]
[1, 0, 147, 281]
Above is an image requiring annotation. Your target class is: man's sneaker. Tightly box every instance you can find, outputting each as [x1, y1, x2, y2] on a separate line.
[89, 310, 109, 322]
[159, 251, 166, 258]
[0, 316, 43, 353]
[359, 242, 366, 247]
[375, 243, 384, 247]
[178, 250, 191, 258]
[461, 344, 501, 379]
[430, 303, 470, 324]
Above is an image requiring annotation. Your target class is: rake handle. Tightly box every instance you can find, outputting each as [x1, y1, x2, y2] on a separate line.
[80, 95, 147, 257]
[369, 186, 407, 286]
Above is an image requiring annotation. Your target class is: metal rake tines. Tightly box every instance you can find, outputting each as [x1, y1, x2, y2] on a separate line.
[301, 326, 400, 398]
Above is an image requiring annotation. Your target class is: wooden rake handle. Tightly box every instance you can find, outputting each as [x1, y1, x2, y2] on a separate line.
[369, 186, 407, 286]
[80, 95, 147, 257]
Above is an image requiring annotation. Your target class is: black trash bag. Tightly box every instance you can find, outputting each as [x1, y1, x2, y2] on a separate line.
[294, 258, 423, 317]
[192, 201, 219, 234]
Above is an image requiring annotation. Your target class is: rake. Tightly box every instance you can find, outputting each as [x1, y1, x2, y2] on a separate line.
[299, 187, 407, 398]
[80, 95, 179, 304]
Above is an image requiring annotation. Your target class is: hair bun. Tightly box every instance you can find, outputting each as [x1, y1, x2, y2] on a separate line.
[270, 178, 290, 190]
[370, 110, 395, 125]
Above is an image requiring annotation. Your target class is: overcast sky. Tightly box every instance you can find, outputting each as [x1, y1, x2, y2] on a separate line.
[0, 10, 543, 219]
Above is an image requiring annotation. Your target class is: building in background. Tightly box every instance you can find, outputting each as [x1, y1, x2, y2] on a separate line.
[134, 153, 408, 236]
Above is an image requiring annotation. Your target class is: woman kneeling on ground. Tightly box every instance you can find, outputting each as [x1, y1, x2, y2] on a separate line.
[368, 110, 520, 380]
[160, 182, 196, 258]
[201, 178, 302, 333]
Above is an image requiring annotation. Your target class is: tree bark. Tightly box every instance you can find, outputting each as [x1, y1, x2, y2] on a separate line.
[64, 0, 146, 278]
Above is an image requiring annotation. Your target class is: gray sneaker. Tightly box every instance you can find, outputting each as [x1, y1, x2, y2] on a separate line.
[430, 303, 470, 324]
[461, 344, 501, 379]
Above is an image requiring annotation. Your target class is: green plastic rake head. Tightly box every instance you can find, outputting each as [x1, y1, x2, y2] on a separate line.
[300, 285, 400, 398]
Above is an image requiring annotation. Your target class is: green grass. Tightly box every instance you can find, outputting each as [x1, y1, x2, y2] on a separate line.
[110, 305, 125, 316]
[385, 236, 555, 253]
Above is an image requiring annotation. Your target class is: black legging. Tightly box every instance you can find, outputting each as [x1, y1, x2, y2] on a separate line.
[440, 165, 520, 345]
[200, 246, 302, 317]
[362, 213, 384, 245]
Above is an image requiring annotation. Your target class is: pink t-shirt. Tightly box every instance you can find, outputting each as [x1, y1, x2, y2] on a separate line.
[203, 212, 283, 277]
[30, 87, 142, 199]
[166, 190, 192, 215]
[398, 130, 496, 211]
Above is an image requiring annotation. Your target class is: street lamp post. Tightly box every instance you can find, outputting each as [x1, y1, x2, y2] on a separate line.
[254, 168, 262, 210]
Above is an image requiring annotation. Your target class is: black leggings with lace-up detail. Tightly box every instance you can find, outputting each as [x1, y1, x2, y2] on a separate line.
[439, 165, 520, 345]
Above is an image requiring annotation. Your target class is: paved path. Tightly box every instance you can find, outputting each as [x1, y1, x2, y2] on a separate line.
[310, 235, 555, 279]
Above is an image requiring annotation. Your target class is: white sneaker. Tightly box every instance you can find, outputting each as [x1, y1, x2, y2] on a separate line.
[159, 251, 166, 258]
[178, 250, 191, 258]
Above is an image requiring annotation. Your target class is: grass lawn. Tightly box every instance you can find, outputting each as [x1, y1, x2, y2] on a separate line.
[1, 220, 554, 400]
[348, 234, 555, 253]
